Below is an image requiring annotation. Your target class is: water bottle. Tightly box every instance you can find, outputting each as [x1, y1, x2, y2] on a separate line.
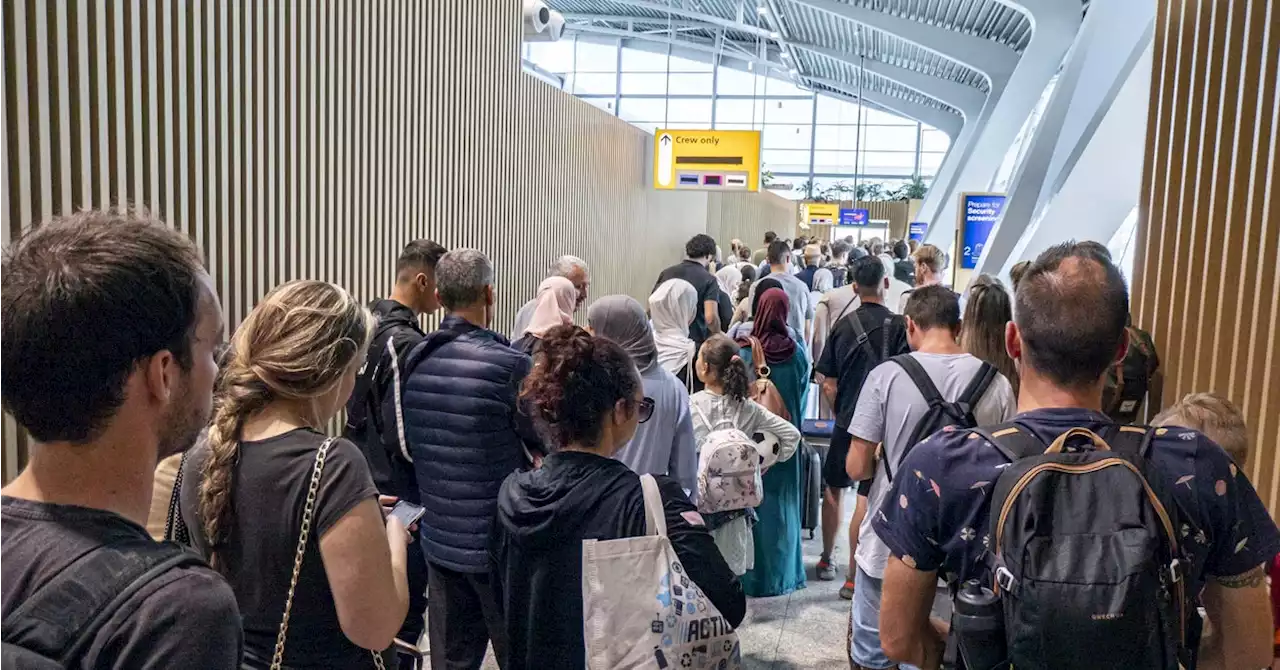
[951, 579, 1008, 670]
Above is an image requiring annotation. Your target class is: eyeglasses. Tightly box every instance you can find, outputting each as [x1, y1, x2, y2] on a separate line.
[638, 397, 655, 423]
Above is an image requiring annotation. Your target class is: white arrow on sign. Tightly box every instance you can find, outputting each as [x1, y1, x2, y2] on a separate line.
[657, 133, 673, 187]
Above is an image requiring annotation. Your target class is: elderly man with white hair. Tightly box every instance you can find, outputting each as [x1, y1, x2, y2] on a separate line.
[510, 254, 590, 338]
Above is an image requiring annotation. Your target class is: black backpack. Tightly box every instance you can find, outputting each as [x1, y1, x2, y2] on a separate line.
[972, 422, 1195, 669]
[2, 540, 204, 668]
[882, 355, 997, 482]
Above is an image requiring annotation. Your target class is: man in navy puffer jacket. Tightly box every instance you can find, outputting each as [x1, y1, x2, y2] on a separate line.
[400, 248, 541, 670]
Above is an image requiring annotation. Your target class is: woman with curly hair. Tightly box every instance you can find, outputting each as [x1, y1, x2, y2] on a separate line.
[491, 325, 744, 670]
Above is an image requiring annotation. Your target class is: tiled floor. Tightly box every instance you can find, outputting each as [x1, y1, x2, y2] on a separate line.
[736, 498, 857, 670]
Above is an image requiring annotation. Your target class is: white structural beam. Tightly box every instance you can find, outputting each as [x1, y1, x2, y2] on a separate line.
[603, 0, 774, 39]
[790, 0, 1018, 85]
[808, 76, 964, 138]
[561, 14, 711, 32]
[788, 41, 987, 119]
[915, 0, 1081, 253]
[974, 0, 1156, 279]
[565, 25, 787, 72]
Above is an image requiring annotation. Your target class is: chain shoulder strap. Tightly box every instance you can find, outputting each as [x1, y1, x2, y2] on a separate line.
[269, 439, 390, 670]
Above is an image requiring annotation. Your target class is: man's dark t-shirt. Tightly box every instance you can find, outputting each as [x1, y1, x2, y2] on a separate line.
[815, 302, 910, 428]
[875, 408, 1280, 595]
[1, 497, 243, 669]
[654, 260, 719, 345]
[181, 428, 379, 669]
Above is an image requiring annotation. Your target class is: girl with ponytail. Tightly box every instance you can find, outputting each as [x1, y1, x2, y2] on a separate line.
[689, 334, 801, 575]
[491, 325, 745, 669]
[178, 280, 411, 668]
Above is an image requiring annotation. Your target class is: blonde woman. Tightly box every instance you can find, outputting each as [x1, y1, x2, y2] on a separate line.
[180, 280, 411, 669]
[960, 274, 1020, 397]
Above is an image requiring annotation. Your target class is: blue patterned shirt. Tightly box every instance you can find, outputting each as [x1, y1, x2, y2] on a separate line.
[873, 407, 1280, 597]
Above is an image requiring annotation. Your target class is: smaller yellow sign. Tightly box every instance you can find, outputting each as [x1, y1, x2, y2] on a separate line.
[802, 202, 839, 226]
[653, 129, 762, 191]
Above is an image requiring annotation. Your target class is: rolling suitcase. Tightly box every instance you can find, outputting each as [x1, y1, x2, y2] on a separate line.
[799, 383, 831, 539]
[798, 440, 823, 539]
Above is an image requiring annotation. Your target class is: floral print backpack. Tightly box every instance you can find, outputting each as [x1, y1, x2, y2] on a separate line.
[690, 403, 764, 514]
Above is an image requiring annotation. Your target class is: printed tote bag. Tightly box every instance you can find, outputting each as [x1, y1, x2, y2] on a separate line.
[581, 474, 742, 670]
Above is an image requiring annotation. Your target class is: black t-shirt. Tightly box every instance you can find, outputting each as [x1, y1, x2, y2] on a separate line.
[654, 260, 720, 344]
[814, 302, 910, 428]
[1, 496, 243, 669]
[181, 429, 379, 669]
[715, 290, 735, 338]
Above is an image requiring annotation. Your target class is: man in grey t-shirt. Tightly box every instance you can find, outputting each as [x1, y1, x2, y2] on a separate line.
[842, 285, 1016, 670]
[746, 240, 814, 346]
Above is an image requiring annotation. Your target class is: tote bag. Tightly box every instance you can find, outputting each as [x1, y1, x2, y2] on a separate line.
[581, 474, 742, 670]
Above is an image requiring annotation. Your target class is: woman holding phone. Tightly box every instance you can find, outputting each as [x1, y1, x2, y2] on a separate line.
[180, 280, 411, 669]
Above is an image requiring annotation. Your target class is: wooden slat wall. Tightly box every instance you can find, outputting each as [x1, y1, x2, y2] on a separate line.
[0, 0, 795, 480]
[1133, 0, 1279, 514]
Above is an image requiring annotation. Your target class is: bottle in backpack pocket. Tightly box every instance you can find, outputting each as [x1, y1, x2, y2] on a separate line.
[951, 580, 1008, 670]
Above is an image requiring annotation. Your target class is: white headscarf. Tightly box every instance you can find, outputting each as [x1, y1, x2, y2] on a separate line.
[715, 265, 742, 297]
[813, 267, 834, 293]
[521, 276, 578, 338]
[648, 278, 698, 374]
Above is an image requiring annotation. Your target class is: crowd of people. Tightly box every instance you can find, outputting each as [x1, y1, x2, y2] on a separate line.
[1, 208, 1278, 670]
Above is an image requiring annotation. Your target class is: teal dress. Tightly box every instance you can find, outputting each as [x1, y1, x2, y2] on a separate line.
[738, 345, 810, 597]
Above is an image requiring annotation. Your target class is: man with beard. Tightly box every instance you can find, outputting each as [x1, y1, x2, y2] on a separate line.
[0, 209, 242, 668]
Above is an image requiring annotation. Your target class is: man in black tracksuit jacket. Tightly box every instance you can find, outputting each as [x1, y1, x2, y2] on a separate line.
[343, 239, 446, 665]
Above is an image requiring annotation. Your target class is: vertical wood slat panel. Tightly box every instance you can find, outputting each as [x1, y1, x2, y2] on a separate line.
[1136, 0, 1280, 517]
[1, 0, 797, 477]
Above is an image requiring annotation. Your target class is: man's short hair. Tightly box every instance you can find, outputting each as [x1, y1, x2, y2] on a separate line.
[764, 231, 777, 243]
[685, 234, 716, 260]
[851, 255, 886, 291]
[396, 239, 447, 278]
[830, 239, 851, 259]
[904, 285, 960, 330]
[1077, 240, 1112, 261]
[551, 254, 588, 279]
[893, 240, 909, 260]
[435, 248, 494, 310]
[1015, 241, 1129, 388]
[766, 240, 792, 265]
[2, 209, 207, 443]
[793, 238, 806, 251]
[870, 240, 885, 257]
[913, 244, 944, 274]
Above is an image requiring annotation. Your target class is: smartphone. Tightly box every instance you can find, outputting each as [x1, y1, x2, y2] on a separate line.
[388, 500, 426, 528]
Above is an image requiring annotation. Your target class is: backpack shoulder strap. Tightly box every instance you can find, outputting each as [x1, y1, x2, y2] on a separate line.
[881, 354, 945, 483]
[970, 421, 1048, 463]
[1105, 424, 1157, 460]
[957, 362, 998, 410]
[690, 400, 727, 433]
[2, 541, 203, 664]
[890, 354, 944, 406]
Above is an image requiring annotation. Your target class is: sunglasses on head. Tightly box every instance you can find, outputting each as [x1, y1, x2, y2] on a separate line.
[637, 397, 655, 423]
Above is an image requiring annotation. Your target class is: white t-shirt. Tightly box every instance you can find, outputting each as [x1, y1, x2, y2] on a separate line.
[848, 352, 1016, 578]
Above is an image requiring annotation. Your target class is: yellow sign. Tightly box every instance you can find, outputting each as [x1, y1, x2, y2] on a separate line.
[653, 129, 761, 191]
[802, 202, 839, 226]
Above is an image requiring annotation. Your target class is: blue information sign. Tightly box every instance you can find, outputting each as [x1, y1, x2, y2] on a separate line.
[839, 208, 870, 226]
[908, 222, 927, 242]
[960, 194, 1006, 269]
